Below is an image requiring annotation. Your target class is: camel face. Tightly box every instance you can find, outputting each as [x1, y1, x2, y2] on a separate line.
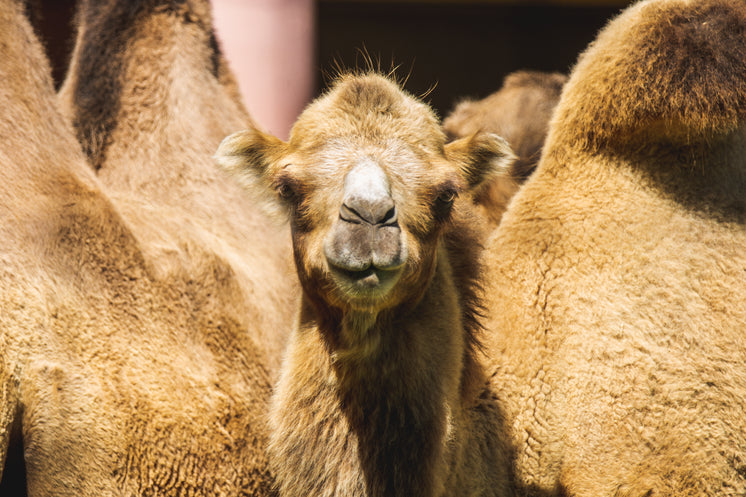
[217, 73, 514, 316]
[286, 140, 465, 313]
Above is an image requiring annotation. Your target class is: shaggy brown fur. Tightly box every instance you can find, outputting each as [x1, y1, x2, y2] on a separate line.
[58, 0, 296, 369]
[443, 71, 566, 228]
[0, 0, 295, 495]
[216, 72, 516, 496]
[58, 0, 246, 170]
[481, 0, 746, 495]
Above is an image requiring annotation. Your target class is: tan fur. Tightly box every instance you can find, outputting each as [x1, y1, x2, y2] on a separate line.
[216, 72, 516, 496]
[443, 71, 566, 228]
[0, 0, 295, 495]
[60, 0, 297, 370]
[58, 0, 296, 370]
[482, 0, 746, 495]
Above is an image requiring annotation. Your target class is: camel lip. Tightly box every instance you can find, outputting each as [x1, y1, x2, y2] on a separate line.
[327, 264, 403, 300]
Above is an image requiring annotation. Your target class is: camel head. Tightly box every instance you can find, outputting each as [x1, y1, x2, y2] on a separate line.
[216, 72, 514, 324]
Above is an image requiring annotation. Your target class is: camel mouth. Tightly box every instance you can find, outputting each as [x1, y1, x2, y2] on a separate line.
[341, 267, 380, 287]
[328, 263, 403, 302]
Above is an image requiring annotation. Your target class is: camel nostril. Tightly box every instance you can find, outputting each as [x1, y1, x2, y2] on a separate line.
[340, 196, 397, 226]
[380, 206, 397, 226]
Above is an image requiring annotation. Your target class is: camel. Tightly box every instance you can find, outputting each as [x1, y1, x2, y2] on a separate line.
[57, 0, 296, 371]
[443, 71, 566, 228]
[216, 72, 516, 496]
[0, 0, 294, 495]
[482, 0, 746, 495]
[219, 0, 746, 495]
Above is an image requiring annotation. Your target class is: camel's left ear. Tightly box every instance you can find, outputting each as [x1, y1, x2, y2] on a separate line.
[444, 132, 515, 193]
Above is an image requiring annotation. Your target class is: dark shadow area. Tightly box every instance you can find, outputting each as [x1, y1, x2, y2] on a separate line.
[28, 0, 632, 120]
[317, 1, 630, 117]
[0, 413, 27, 497]
[26, 0, 77, 89]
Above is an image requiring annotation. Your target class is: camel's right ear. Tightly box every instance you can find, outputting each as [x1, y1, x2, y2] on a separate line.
[215, 127, 291, 215]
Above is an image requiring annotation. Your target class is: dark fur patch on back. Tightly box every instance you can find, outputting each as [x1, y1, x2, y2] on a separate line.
[554, 0, 746, 154]
[66, 0, 220, 170]
[67, 0, 131, 169]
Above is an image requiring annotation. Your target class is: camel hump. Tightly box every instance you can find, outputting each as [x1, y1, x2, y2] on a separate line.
[553, 0, 746, 153]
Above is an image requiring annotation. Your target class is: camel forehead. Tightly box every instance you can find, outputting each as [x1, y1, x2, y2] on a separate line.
[289, 73, 445, 155]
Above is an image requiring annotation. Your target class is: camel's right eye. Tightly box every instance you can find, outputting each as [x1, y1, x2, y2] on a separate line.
[278, 183, 294, 199]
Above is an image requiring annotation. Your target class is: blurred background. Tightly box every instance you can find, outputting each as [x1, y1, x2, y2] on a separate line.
[31, 0, 633, 140]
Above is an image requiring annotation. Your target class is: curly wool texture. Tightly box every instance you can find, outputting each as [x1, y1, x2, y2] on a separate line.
[482, 0, 746, 495]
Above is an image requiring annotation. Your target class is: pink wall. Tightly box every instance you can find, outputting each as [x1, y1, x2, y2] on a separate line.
[212, 0, 316, 140]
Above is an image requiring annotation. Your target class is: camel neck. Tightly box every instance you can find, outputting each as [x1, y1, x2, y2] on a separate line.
[271, 256, 466, 496]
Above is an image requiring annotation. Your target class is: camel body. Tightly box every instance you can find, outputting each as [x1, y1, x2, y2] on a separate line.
[483, 0, 746, 494]
[0, 0, 295, 495]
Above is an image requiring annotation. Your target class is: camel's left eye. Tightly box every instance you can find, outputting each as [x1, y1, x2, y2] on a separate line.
[437, 190, 456, 205]
[432, 187, 457, 221]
